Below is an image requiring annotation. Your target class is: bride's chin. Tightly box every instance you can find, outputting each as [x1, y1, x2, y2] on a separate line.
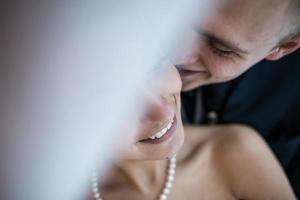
[128, 129, 184, 161]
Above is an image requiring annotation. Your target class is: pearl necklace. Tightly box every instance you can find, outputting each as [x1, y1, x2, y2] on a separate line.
[91, 156, 177, 200]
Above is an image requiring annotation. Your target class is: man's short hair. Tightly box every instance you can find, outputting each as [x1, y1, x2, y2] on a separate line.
[277, 0, 300, 46]
[293, 0, 300, 34]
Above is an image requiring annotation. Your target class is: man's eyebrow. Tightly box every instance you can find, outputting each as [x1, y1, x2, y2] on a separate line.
[199, 30, 249, 54]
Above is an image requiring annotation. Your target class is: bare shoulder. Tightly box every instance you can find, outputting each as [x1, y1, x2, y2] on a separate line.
[209, 124, 296, 200]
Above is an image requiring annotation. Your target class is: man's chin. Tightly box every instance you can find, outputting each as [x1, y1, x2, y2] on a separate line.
[182, 80, 210, 91]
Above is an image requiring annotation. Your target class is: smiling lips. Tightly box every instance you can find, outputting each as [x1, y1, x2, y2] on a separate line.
[140, 116, 177, 144]
[148, 118, 174, 140]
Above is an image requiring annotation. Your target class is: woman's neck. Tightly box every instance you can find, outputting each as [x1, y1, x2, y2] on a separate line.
[103, 159, 168, 194]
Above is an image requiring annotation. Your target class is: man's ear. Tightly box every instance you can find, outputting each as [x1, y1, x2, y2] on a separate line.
[266, 34, 300, 61]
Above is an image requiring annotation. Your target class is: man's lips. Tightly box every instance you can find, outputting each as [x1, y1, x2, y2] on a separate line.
[178, 68, 209, 77]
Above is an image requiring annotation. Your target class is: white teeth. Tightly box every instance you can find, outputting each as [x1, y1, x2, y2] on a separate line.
[150, 135, 156, 140]
[162, 128, 168, 134]
[156, 132, 163, 139]
[148, 119, 174, 140]
[167, 122, 172, 130]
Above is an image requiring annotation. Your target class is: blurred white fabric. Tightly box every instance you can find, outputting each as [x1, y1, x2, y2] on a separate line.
[0, 1, 211, 199]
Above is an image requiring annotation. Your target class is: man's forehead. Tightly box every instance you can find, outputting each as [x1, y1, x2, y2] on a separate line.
[215, 0, 289, 11]
[197, 0, 293, 46]
[214, 0, 291, 22]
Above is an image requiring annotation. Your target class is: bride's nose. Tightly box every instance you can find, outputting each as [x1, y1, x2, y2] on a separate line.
[140, 64, 182, 123]
[160, 64, 182, 96]
[140, 98, 174, 123]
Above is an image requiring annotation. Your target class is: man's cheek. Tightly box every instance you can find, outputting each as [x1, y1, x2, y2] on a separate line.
[209, 64, 239, 81]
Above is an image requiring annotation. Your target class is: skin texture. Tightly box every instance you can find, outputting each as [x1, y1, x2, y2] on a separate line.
[89, 125, 296, 200]
[87, 65, 296, 199]
[172, 0, 300, 91]
[173, 125, 296, 200]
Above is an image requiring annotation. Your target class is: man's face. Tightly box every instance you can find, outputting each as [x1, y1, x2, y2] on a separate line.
[173, 0, 295, 91]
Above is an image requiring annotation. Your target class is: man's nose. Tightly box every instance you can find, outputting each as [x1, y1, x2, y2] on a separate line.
[170, 31, 201, 66]
[171, 49, 200, 66]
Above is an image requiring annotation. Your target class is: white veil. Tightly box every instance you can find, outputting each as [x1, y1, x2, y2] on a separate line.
[0, 1, 212, 199]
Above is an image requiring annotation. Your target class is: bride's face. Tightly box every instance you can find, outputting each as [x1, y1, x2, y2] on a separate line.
[121, 64, 184, 160]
